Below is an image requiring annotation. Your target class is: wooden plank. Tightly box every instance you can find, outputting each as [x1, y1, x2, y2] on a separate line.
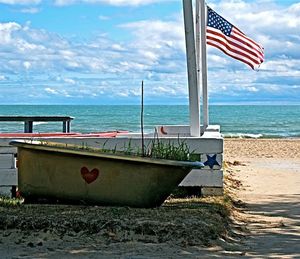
[46, 136, 223, 154]
[156, 125, 221, 137]
[0, 154, 15, 169]
[0, 186, 12, 197]
[201, 187, 223, 196]
[24, 121, 33, 133]
[0, 131, 223, 153]
[63, 121, 71, 133]
[0, 169, 18, 186]
[0, 139, 13, 146]
[0, 146, 17, 154]
[0, 116, 74, 122]
[179, 169, 223, 187]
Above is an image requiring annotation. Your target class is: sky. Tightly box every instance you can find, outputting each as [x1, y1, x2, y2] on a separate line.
[0, 0, 299, 105]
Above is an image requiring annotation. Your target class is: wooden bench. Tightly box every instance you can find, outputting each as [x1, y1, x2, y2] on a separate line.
[0, 116, 74, 133]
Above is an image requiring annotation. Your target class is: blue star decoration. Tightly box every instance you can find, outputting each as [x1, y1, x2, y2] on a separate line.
[204, 154, 220, 169]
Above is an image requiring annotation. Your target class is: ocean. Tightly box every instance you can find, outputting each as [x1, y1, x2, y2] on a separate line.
[0, 105, 299, 138]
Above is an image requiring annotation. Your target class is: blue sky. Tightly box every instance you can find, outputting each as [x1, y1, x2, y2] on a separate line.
[0, 0, 299, 105]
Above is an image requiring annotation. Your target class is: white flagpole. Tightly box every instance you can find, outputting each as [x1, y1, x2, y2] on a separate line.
[195, 0, 201, 132]
[182, 0, 200, 137]
[199, 0, 209, 131]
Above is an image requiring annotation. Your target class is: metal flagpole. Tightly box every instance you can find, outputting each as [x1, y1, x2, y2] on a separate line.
[182, 0, 200, 137]
[199, 0, 209, 131]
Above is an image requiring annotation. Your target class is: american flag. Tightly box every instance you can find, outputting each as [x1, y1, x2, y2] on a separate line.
[206, 6, 264, 69]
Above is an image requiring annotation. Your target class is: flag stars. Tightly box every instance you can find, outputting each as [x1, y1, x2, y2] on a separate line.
[207, 7, 233, 36]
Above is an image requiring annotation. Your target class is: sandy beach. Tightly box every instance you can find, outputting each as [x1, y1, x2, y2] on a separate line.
[224, 138, 300, 258]
[1, 138, 300, 258]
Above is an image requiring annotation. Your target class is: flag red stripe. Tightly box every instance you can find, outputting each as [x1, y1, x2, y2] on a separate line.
[206, 26, 264, 69]
[207, 28, 263, 63]
[206, 34, 262, 66]
[232, 28, 263, 52]
[229, 32, 264, 61]
[208, 28, 264, 62]
[229, 36, 264, 62]
[207, 40, 255, 69]
[231, 28, 264, 60]
[207, 35, 259, 66]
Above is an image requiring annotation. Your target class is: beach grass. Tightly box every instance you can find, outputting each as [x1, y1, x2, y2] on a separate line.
[0, 196, 23, 207]
[31, 136, 196, 162]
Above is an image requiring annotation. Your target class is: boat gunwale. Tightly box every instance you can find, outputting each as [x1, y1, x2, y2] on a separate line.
[10, 140, 204, 168]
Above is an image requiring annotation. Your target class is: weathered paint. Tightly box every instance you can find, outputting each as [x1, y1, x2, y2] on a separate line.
[0, 145, 17, 196]
[0, 154, 15, 169]
[183, 0, 200, 137]
[0, 169, 17, 186]
[11, 141, 203, 208]
[180, 169, 223, 187]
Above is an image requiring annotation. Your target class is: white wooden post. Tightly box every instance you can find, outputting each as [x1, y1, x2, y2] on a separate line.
[182, 0, 200, 137]
[195, 0, 201, 132]
[199, 0, 209, 130]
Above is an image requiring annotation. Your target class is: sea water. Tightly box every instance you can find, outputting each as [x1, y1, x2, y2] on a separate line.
[0, 105, 299, 138]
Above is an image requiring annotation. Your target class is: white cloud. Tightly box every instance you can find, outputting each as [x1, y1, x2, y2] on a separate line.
[119, 19, 185, 74]
[98, 15, 110, 21]
[207, 0, 300, 58]
[0, 0, 40, 4]
[247, 86, 259, 92]
[0, 22, 21, 44]
[45, 87, 58, 94]
[23, 61, 31, 69]
[0, 0, 300, 104]
[64, 78, 76, 84]
[111, 44, 126, 51]
[153, 86, 177, 95]
[54, 0, 172, 7]
[19, 7, 40, 13]
[55, 76, 76, 85]
[0, 0, 175, 7]
[45, 87, 72, 97]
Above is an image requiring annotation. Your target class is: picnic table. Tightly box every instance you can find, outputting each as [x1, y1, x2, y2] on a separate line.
[0, 116, 74, 133]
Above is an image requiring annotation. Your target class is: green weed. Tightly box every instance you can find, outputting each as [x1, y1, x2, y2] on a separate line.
[0, 196, 23, 207]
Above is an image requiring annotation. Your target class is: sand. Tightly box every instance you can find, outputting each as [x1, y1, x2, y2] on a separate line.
[224, 138, 300, 258]
[1, 138, 300, 258]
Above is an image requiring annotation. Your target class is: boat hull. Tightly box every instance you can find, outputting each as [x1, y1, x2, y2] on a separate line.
[11, 141, 202, 208]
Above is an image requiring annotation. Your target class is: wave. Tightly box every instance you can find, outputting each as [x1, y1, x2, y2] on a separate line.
[223, 133, 263, 139]
[33, 122, 48, 125]
[223, 133, 300, 139]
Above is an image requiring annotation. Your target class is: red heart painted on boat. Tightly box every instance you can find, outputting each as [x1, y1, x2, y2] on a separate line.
[81, 167, 99, 184]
